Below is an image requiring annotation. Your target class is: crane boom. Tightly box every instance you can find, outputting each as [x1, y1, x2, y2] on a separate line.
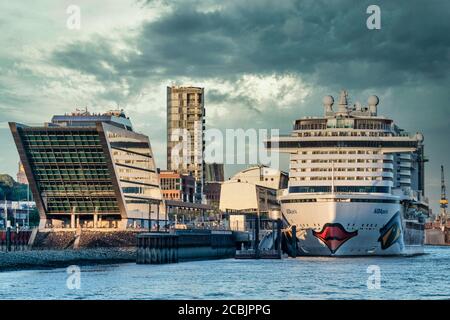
[440, 165, 448, 208]
[439, 165, 448, 225]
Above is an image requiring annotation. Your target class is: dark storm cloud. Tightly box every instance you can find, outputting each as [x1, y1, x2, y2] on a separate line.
[52, 37, 127, 81]
[207, 89, 263, 114]
[51, 0, 450, 90]
[48, 0, 450, 179]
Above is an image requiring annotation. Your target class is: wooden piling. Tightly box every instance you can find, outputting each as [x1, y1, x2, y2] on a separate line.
[137, 230, 235, 264]
[137, 233, 179, 264]
[276, 219, 282, 258]
[6, 226, 11, 252]
[291, 225, 297, 258]
[254, 217, 260, 258]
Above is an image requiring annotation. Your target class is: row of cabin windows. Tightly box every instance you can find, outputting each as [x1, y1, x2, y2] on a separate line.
[302, 150, 380, 155]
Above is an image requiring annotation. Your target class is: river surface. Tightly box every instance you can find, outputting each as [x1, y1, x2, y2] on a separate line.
[1, 246, 449, 300]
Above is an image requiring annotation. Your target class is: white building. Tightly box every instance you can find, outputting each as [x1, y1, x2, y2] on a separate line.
[219, 166, 288, 216]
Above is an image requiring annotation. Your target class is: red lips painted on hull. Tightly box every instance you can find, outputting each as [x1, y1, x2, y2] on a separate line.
[312, 223, 358, 254]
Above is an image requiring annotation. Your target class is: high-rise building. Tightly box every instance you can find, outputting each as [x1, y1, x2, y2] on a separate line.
[16, 161, 28, 185]
[167, 86, 205, 203]
[205, 162, 224, 182]
[9, 109, 163, 230]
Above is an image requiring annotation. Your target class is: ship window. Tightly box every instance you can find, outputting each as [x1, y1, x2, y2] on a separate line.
[288, 186, 390, 194]
[289, 186, 331, 193]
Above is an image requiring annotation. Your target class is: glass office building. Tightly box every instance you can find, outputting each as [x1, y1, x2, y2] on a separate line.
[9, 110, 163, 230]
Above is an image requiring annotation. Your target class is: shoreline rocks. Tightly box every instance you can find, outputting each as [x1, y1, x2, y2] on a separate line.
[0, 247, 136, 272]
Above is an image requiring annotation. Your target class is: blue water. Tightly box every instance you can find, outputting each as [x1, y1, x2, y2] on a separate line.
[1, 246, 450, 300]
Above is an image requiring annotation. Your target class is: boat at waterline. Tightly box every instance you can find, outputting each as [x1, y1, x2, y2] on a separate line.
[266, 90, 429, 256]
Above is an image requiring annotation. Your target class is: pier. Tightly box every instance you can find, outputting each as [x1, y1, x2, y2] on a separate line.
[136, 229, 236, 264]
[136, 233, 178, 264]
[234, 218, 283, 259]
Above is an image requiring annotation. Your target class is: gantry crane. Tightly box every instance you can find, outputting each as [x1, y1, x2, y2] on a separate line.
[439, 165, 448, 224]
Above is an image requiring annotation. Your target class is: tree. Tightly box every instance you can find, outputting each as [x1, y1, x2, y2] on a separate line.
[0, 174, 31, 201]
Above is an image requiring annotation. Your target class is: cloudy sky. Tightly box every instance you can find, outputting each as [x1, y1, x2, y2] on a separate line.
[0, 0, 449, 213]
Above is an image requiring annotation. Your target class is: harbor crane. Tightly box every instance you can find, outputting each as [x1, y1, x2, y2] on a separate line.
[439, 165, 448, 224]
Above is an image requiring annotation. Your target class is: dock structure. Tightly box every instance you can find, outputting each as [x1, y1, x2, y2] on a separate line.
[137, 233, 178, 264]
[136, 229, 235, 264]
[234, 218, 283, 259]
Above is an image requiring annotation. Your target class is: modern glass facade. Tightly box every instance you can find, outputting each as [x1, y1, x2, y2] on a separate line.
[17, 128, 119, 215]
[105, 125, 162, 221]
[9, 110, 163, 230]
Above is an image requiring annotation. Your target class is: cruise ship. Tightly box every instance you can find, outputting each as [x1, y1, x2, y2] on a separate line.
[266, 91, 429, 256]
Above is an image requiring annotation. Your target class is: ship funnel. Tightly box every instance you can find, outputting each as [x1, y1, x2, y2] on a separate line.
[336, 90, 349, 115]
[368, 95, 379, 116]
[323, 95, 334, 115]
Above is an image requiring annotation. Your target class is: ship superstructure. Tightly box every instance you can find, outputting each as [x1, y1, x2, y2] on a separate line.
[266, 91, 429, 256]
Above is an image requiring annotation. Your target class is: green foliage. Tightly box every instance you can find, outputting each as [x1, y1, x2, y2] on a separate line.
[0, 174, 15, 187]
[0, 174, 30, 201]
[29, 207, 40, 226]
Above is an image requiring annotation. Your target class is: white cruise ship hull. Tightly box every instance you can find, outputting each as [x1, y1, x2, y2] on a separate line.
[282, 196, 424, 256]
